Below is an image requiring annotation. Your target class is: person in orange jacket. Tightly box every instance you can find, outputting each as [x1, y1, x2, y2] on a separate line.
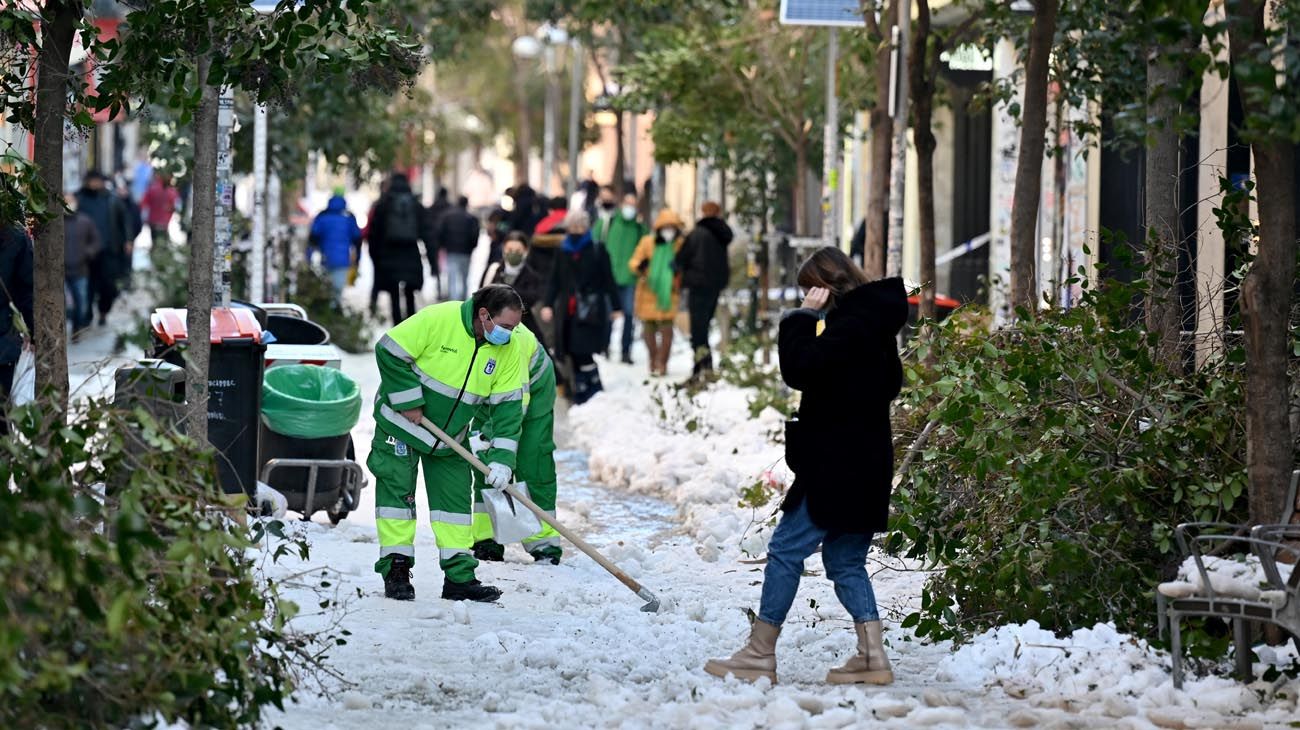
[628, 208, 686, 377]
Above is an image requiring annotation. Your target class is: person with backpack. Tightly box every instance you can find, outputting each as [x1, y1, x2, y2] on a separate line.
[368, 173, 429, 323]
[434, 195, 480, 303]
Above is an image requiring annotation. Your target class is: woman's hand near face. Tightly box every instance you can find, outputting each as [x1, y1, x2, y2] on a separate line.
[801, 286, 830, 312]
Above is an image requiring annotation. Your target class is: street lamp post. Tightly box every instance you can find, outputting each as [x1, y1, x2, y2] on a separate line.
[513, 25, 569, 197]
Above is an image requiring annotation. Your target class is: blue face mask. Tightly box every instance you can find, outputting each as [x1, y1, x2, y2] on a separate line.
[483, 314, 512, 346]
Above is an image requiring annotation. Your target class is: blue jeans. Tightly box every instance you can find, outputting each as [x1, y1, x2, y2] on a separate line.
[445, 253, 471, 302]
[65, 275, 90, 330]
[616, 284, 636, 355]
[758, 498, 879, 626]
[327, 267, 349, 304]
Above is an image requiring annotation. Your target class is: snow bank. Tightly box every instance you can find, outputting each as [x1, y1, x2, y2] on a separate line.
[568, 368, 790, 556]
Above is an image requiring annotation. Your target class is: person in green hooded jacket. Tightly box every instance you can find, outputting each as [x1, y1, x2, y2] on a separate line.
[593, 191, 647, 364]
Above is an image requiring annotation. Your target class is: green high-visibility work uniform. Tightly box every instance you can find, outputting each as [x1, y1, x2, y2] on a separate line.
[368, 300, 525, 584]
[472, 324, 562, 558]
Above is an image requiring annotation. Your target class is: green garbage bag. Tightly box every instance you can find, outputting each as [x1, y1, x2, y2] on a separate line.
[261, 365, 361, 439]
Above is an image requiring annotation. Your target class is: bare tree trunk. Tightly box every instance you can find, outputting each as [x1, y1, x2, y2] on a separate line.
[186, 57, 217, 444]
[1144, 42, 1186, 371]
[864, 8, 895, 280]
[793, 141, 809, 236]
[612, 108, 627, 194]
[1228, 1, 1298, 526]
[31, 0, 78, 409]
[1008, 0, 1059, 314]
[911, 0, 937, 320]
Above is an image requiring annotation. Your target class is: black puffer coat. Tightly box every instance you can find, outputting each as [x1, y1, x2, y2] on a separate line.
[778, 277, 908, 533]
[543, 235, 621, 359]
[676, 216, 734, 290]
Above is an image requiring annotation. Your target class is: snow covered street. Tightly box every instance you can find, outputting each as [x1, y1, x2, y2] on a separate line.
[252, 340, 1299, 730]
[63, 284, 1299, 729]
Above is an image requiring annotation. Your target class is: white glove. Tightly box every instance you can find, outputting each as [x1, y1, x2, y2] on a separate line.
[486, 463, 513, 489]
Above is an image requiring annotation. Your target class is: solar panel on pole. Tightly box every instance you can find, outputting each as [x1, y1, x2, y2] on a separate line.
[779, 0, 867, 28]
[779, 0, 862, 245]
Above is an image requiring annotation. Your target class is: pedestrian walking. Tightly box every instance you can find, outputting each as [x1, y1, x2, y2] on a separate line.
[591, 185, 617, 244]
[629, 208, 686, 377]
[596, 192, 648, 364]
[308, 188, 363, 306]
[705, 247, 907, 686]
[0, 224, 33, 436]
[367, 173, 428, 323]
[76, 171, 132, 326]
[369, 284, 527, 603]
[539, 210, 621, 405]
[435, 195, 480, 303]
[141, 172, 180, 252]
[532, 196, 568, 237]
[508, 183, 540, 235]
[485, 232, 547, 350]
[470, 322, 563, 565]
[63, 194, 102, 335]
[675, 201, 734, 379]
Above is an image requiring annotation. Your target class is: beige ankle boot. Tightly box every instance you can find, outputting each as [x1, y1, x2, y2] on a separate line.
[704, 620, 781, 683]
[826, 620, 894, 685]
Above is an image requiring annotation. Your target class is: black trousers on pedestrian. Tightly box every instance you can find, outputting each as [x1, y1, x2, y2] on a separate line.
[89, 256, 120, 319]
[0, 361, 15, 437]
[687, 287, 722, 369]
[383, 284, 418, 324]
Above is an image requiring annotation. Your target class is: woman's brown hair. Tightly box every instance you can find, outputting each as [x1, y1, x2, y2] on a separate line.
[796, 246, 870, 301]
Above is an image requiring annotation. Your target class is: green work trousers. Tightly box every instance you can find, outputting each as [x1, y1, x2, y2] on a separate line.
[473, 408, 562, 557]
[369, 431, 481, 583]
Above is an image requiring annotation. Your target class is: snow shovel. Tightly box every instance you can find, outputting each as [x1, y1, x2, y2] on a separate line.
[419, 417, 662, 613]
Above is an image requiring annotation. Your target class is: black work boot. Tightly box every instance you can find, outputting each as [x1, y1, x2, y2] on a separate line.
[442, 578, 503, 603]
[384, 555, 415, 601]
[529, 546, 562, 565]
[473, 539, 505, 562]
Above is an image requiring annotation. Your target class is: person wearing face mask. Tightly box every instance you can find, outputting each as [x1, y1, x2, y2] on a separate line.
[539, 210, 622, 404]
[629, 208, 687, 376]
[369, 284, 528, 603]
[485, 232, 547, 350]
[593, 192, 648, 364]
[705, 247, 907, 686]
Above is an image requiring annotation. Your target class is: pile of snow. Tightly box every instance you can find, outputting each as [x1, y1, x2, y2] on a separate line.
[568, 365, 790, 557]
[940, 620, 1299, 727]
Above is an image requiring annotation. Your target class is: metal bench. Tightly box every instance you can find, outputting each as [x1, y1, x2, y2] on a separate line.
[1157, 470, 1300, 688]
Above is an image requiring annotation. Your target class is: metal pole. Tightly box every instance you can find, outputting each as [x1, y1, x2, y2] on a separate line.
[822, 28, 840, 246]
[627, 112, 638, 192]
[215, 86, 235, 308]
[567, 39, 583, 199]
[251, 102, 267, 303]
[885, 0, 910, 277]
[543, 44, 557, 196]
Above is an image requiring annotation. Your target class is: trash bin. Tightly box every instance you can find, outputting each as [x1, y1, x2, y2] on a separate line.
[258, 365, 361, 513]
[110, 359, 187, 501]
[266, 314, 329, 345]
[150, 307, 266, 497]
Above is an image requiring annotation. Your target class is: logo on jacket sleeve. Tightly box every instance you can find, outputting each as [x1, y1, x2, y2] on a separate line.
[484, 358, 497, 375]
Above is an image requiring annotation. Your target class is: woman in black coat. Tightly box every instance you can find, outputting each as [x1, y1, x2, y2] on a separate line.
[706, 246, 907, 687]
[539, 210, 620, 404]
